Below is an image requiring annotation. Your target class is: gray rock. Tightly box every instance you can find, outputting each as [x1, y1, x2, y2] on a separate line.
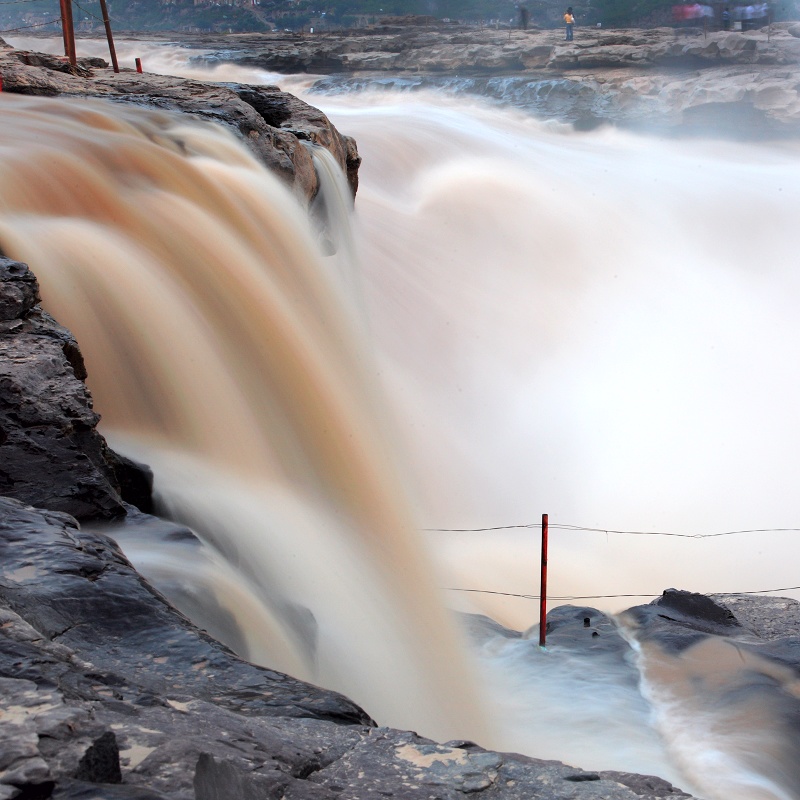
[0, 259, 39, 321]
[712, 593, 800, 640]
[309, 728, 693, 799]
[73, 732, 122, 784]
[0, 259, 128, 521]
[622, 588, 750, 653]
[623, 590, 800, 797]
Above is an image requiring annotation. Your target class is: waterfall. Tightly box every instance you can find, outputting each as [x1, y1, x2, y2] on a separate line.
[0, 93, 488, 744]
[5, 39, 800, 799]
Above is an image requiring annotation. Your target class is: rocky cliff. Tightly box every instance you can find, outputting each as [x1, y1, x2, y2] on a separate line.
[0, 43, 361, 202]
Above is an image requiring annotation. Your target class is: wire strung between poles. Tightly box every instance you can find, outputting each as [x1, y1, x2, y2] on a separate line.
[443, 584, 800, 601]
[425, 523, 800, 538]
[72, 0, 108, 23]
[0, 17, 61, 32]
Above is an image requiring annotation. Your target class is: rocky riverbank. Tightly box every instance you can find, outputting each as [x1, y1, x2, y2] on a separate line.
[179, 24, 800, 135]
[182, 23, 800, 74]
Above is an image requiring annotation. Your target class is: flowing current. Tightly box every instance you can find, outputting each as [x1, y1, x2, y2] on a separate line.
[5, 36, 800, 799]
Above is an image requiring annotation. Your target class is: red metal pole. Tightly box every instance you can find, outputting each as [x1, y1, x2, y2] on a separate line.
[63, 0, 77, 67]
[97, 0, 119, 73]
[0, 74, 3, 92]
[539, 513, 548, 647]
[135, 57, 143, 73]
[58, 0, 71, 59]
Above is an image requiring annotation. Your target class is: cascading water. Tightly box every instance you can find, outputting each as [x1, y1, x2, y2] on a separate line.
[5, 36, 800, 799]
[0, 93, 488, 745]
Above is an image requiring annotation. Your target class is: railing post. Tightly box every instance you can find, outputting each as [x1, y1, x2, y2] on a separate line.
[97, 0, 119, 73]
[61, 0, 77, 66]
[539, 513, 548, 648]
[58, 0, 73, 63]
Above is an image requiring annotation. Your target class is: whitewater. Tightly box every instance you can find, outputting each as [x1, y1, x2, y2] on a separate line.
[5, 35, 800, 799]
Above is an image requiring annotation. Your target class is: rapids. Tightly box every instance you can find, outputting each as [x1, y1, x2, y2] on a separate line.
[5, 35, 800, 799]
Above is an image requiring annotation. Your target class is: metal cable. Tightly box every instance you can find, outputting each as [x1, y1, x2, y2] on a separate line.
[426, 523, 800, 538]
[443, 584, 800, 601]
[0, 16, 60, 32]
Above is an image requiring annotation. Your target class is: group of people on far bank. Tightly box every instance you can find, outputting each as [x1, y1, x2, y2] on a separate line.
[539, 3, 770, 40]
[673, 2, 770, 28]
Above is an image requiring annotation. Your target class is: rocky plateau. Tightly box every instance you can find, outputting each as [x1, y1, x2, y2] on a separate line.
[177, 23, 800, 134]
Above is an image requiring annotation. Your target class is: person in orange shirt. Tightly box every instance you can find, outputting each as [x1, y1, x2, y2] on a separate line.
[564, 7, 575, 40]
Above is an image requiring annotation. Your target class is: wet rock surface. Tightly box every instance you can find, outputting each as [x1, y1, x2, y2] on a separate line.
[0, 44, 360, 202]
[626, 587, 800, 649]
[625, 588, 745, 651]
[624, 590, 800, 798]
[0, 497, 701, 800]
[0, 259, 128, 521]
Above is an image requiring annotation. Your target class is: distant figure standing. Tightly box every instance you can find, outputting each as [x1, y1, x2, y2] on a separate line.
[519, 5, 530, 29]
[564, 6, 575, 40]
[721, 6, 731, 28]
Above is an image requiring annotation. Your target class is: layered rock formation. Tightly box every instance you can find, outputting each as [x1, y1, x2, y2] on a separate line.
[189, 25, 800, 74]
[186, 25, 800, 135]
[0, 259, 132, 520]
